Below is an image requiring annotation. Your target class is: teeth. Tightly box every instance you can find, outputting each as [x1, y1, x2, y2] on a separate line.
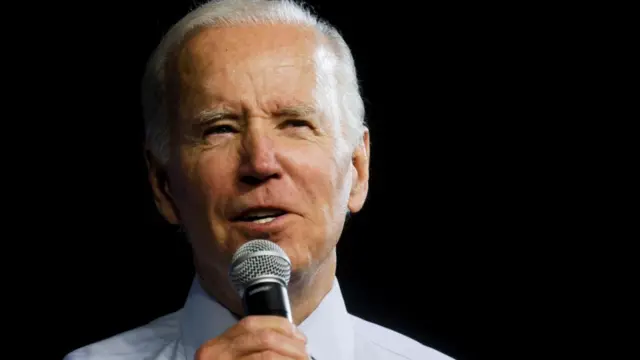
[249, 211, 281, 217]
[234, 209, 285, 222]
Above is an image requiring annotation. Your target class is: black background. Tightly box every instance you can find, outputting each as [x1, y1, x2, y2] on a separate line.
[41, 1, 560, 359]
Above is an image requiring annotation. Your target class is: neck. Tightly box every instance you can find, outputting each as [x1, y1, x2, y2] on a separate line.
[196, 248, 337, 325]
[288, 249, 337, 324]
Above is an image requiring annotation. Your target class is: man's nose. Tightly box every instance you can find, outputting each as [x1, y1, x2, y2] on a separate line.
[238, 128, 282, 185]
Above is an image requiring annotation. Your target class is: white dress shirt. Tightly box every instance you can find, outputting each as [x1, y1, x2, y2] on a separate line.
[65, 277, 454, 360]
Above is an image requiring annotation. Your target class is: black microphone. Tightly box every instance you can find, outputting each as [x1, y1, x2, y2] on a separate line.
[229, 239, 293, 322]
[229, 240, 316, 360]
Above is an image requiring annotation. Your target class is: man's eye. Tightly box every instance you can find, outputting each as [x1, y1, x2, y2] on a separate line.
[283, 119, 310, 128]
[204, 125, 236, 136]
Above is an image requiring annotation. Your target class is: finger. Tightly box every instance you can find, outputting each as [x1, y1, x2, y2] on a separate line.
[244, 351, 291, 360]
[226, 316, 306, 342]
[194, 339, 230, 360]
[232, 329, 308, 359]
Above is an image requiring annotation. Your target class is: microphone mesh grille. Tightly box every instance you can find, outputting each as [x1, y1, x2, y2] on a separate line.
[229, 239, 291, 293]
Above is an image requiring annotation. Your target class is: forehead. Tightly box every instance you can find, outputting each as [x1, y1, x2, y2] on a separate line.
[180, 23, 318, 64]
[171, 24, 319, 114]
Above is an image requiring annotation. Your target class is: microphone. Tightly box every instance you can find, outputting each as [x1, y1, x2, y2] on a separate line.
[229, 239, 293, 322]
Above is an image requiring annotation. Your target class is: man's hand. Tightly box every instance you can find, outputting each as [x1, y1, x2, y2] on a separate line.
[194, 315, 309, 359]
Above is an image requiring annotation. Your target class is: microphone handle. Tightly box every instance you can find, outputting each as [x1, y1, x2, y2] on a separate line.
[242, 280, 293, 322]
[242, 281, 315, 359]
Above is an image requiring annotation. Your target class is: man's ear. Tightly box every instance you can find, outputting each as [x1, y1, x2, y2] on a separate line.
[347, 129, 370, 214]
[145, 150, 180, 224]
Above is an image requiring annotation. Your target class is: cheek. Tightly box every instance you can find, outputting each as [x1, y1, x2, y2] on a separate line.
[175, 147, 237, 223]
[290, 145, 351, 214]
[196, 151, 237, 209]
[181, 150, 240, 253]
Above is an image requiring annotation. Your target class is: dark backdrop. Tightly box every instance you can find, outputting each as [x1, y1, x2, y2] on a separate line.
[51, 1, 544, 359]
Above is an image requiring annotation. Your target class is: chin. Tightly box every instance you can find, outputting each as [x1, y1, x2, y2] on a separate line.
[285, 242, 336, 278]
[281, 246, 314, 271]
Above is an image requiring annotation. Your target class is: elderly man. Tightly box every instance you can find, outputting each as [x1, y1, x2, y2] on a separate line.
[66, 0, 453, 359]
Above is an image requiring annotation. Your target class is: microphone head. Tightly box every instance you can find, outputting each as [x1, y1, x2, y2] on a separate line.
[229, 239, 292, 296]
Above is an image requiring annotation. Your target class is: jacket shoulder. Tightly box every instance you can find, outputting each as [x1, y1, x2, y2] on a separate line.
[64, 311, 183, 360]
[351, 315, 455, 360]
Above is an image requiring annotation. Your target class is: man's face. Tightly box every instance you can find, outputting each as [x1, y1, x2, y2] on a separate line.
[150, 24, 369, 281]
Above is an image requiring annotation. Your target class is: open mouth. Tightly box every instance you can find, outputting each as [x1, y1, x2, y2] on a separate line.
[231, 208, 288, 224]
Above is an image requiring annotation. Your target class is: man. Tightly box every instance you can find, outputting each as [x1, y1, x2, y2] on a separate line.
[66, 0, 454, 359]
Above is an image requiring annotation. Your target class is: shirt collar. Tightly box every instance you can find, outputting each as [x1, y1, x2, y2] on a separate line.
[180, 276, 354, 360]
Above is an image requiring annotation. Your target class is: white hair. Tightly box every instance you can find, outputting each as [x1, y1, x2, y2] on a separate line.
[141, 0, 366, 164]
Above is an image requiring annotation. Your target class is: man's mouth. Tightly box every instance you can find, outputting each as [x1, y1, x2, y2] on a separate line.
[232, 208, 288, 224]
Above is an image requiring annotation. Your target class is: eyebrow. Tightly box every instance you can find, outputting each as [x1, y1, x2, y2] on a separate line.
[191, 104, 318, 130]
[274, 104, 317, 118]
[193, 109, 238, 124]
